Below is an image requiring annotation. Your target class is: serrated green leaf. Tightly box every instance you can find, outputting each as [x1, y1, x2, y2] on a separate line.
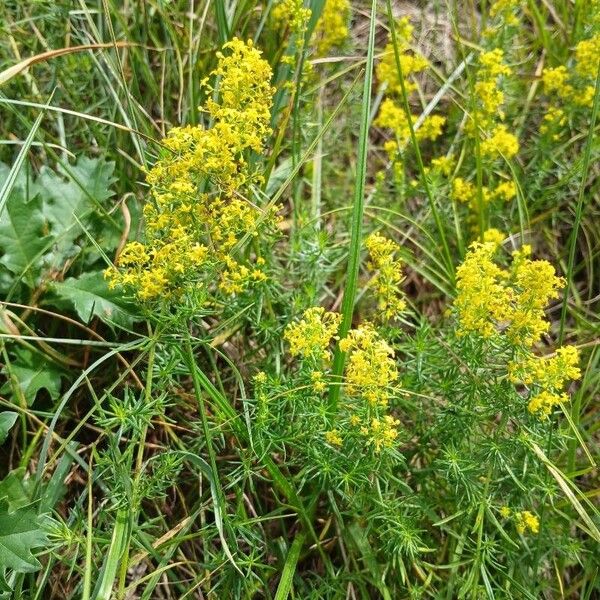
[0, 413, 18, 445]
[0, 157, 120, 290]
[0, 498, 48, 574]
[51, 270, 138, 326]
[0, 469, 32, 512]
[38, 156, 116, 235]
[2, 348, 63, 406]
[0, 180, 50, 284]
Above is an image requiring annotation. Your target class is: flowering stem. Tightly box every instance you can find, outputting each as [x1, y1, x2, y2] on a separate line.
[384, 0, 455, 278]
[558, 63, 600, 345]
[328, 0, 378, 409]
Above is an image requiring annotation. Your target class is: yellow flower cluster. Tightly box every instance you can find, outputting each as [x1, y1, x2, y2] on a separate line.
[509, 345, 581, 419]
[325, 429, 343, 446]
[375, 17, 446, 160]
[489, 0, 520, 25]
[575, 34, 600, 79]
[284, 307, 342, 361]
[430, 155, 455, 176]
[541, 33, 600, 123]
[361, 416, 400, 452]
[482, 228, 506, 246]
[455, 243, 581, 420]
[455, 242, 510, 338]
[285, 310, 401, 453]
[375, 99, 445, 159]
[311, 370, 327, 393]
[271, 0, 312, 37]
[106, 39, 277, 303]
[500, 506, 540, 534]
[472, 49, 519, 159]
[365, 232, 406, 319]
[313, 0, 350, 56]
[451, 177, 516, 209]
[339, 323, 399, 406]
[540, 106, 567, 139]
[508, 245, 565, 346]
[515, 510, 540, 535]
[376, 17, 429, 96]
[272, 0, 349, 57]
[454, 242, 564, 346]
[480, 124, 520, 158]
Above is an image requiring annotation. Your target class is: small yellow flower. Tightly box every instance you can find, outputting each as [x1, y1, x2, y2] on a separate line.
[515, 511, 539, 535]
[325, 429, 343, 447]
[575, 34, 600, 79]
[481, 125, 519, 159]
[253, 371, 267, 385]
[365, 232, 406, 320]
[313, 0, 350, 56]
[430, 154, 455, 176]
[284, 307, 342, 361]
[340, 323, 398, 406]
[311, 370, 327, 393]
[482, 228, 506, 246]
[361, 415, 400, 453]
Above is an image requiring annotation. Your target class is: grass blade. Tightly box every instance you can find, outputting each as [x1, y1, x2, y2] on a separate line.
[274, 532, 305, 600]
[0, 103, 46, 218]
[328, 0, 378, 409]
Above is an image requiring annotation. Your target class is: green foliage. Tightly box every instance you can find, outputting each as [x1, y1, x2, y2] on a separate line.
[0, 174, 51, 285]
[0, 414, 17, 445]
[52, 271, 138, 326]
[1, 348, 63, 405]
[0, 0, 599, 598]
[0, 499, 48, 581]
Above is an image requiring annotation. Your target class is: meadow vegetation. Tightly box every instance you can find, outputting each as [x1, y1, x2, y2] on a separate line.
[0, 0, 599, 598]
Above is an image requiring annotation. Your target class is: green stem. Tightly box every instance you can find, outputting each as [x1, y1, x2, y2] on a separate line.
[558, 64, 600, 345]
[117, 337, 156, 599]
[384, 0, 455, 275]
[328, 0, 378, 409]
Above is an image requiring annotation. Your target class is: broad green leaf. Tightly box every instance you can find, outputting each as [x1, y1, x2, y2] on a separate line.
[38, 156, 116, 234]
[0, 469, 32, 512]
[1, 348, 63, 406]
[51, 270, 138, 326]
[0, 498, 48, 574]
[0, 157, 121, 291]
[0, 413, 17, 445]
[0, 178, 50, 284]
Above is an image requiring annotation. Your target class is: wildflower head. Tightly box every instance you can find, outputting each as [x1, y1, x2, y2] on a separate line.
[454, 242, 565, 346]
[454, 241, 511, 338]
[376, 18, 429, 96]
[365, 232, 406, 319]
[340, 323, 398, 406]
[515, 510, 540, 535]
[271, 0, 312, 37]
[575, 34, 600, 79]
[325, 429, 343, 447]
[482, 228, 506, 246]
[507, 246, 565, 345]
[106, 39, 278, 308]
[361, 415, 401, 453]
[284, 307, 342, 362]
[481, 125, 519, 159]
[527, 390, 567, 419]
[479, 48, 512, 78]
[313, 0, 350, 56]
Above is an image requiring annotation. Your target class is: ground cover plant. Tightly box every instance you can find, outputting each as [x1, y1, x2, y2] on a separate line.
[0, 0, 599, 598]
